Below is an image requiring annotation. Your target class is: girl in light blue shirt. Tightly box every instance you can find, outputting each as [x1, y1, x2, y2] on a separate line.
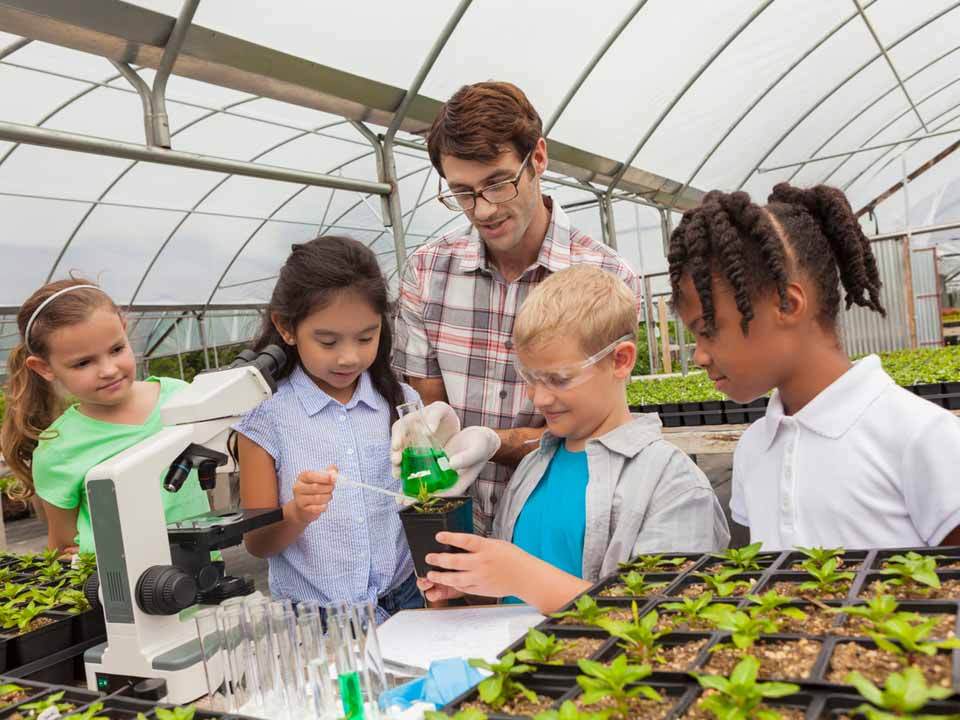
[234, 236, 422, 619]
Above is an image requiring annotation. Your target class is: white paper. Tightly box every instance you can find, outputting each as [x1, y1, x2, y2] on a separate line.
[376, 605, 545, 671]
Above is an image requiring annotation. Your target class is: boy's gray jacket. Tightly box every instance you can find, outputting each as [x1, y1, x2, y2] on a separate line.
[492, 414, 730, 582]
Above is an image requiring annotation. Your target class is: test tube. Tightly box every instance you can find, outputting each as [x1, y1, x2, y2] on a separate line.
[328, 604, 379, 720]
[299, 610, 335, 719]
[216, 605, 250, 712]
[351, 601, 388, 702]
[193, 608, 229, 712]
[244, 596, 277, 713]
[270, 604, 307, 718]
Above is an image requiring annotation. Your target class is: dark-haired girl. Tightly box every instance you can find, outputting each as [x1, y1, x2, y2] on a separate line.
[234, 236, 423, 618]
[669, 183, 960, 551]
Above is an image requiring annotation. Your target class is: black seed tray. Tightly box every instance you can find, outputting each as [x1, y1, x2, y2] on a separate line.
[500, 627, 618, 674]
[442, 675, 577, 718]
[559, 681, 697, 719]
[537, 596, 655, 633]
[809, 636, 960, 692]
[587, 572, 688, 601]
[820, 692, 960, 718]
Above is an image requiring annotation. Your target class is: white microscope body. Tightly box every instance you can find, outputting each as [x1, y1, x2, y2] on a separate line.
[83, 348, 284, 702]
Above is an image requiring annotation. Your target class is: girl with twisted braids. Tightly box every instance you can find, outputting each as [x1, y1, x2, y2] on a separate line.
[669, 182, 960, 550]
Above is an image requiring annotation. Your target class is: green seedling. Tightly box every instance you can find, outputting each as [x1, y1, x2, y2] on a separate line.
[469, 653, 538, 711]
[713, 611, 779, 650]
[618, 554, 688, 573]
[831, 595, 917, 633]
[57, 588, 92, 614]
[711, 542, 764, 571]
[0, 683, 26, 708]
[63, 701, 109, 720]
[881, 552, 943, 591]
[150, 707, 198, 720]
[797, 558, 855, 595]
[869, 615, 960, 661]
[793, 545, 846, 567]
[847, 666, 954, 720]
[424, 711, 489, 720]
[693, 655, 800, 720]
[694, 568, 753, 598]
[617, 571, 668, 597]
[533, 700, 611, 720]
[24, 582, 66, 607]
[551, 595, 615, 626]
[411, 478, 449, 514]
[744, 592, 807, 623]
[17, 690, 75, 718]
[516, 628, 567, 665]
[576, 655, 662, 719]
[596, 603, 669, 665]
[661, 593, 736, 629]
[9, 602, 48, 633]
[0, 582, 27, 602]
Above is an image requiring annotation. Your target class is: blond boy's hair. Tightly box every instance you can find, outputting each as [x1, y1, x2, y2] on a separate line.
[514, 265, 637, 355]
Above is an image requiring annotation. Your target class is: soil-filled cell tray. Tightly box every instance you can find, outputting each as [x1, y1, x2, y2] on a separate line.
[699, 635, 823, 683]
[443, 678, 575, 719]
[757, 571, 856, 601]
[542, 597, 651, 631]
[819, 637, 958, 690]
[500, 627, 617, 672]
[782, 550, 869, 573]
[857, 572, 960, 601]
[591, 573, 684, 600]
[559, 682, 694, 720]
[669, 572, 764, 600]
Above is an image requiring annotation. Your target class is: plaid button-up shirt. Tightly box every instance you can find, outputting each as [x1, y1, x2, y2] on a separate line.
[392, 197, 643, 535]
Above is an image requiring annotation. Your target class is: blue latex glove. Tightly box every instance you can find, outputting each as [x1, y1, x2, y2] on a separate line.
[380, 658, 485, 712]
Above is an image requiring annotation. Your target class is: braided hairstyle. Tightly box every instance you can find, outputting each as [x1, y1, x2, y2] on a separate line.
[668, 182, 884, 335]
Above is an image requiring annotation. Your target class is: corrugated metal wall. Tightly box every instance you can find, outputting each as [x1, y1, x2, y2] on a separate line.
[839, 237, 941, 355]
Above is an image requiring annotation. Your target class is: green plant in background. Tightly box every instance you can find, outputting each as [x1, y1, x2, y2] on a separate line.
[694, 569, 753, 598]
[533, 701, 611, 720]
[869, 616, 960, 662]
[712, 542, 764, 571]
[516, 628, 567, 665]
[16, 690, 75, 718]
[712, 610, 780, 649]
[550, 595, 615, 626]
[693, 656, 800, 720]
[661, 593, 736, 629]
[150, 706, 199, 720]
[744, 592, 806, 623]
[63, 702, 109, 720]
[618, 554, 688, 573]
[425, 710, 490, 720]
[576, 655, 662, 719]
[468, 653, 538, 711]
[846, 667, 953, 720]
[797, 558, 855, 595]
[626, 371, 725, 406]
[596, 604, 670, 665]
[0, 683, 26, 708]
[793, 545, 846, 567]
[880, 552, 943, 592]
[831, 595, 914, 633]
[617, 571, 668, 597]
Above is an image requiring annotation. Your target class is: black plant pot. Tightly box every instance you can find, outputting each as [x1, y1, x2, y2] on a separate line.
[10, 613, 74, 666]
[400, 496, 473, 578]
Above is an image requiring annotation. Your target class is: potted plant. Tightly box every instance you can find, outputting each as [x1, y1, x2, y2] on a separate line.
[549, 596, 631, 627]
[572, 655, 669, 719]
[767, 558, 856, 600]
[597, 571, 669, 599]
[618, 553, 698, 575]
[399, 480, 473, 578]
[453, 653, 556, 717]
[678, 569, 758, 599]
[597, 604, 709, 673]
[832, 667, 957, 719]
[511, 627, 608, 667]
[657, 594, 737, 632]
[689, 656, 805, 720]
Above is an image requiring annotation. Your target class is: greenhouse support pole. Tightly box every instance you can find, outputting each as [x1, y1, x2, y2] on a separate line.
[174, 321, 184, 381]
[902, 157, 919, 348]
[196, 312, 210, 370]
[660, 209, 688, 375]
[634, 204, 657, 376]
[601, 195, 618, 250]
[151, 0, 201, 148]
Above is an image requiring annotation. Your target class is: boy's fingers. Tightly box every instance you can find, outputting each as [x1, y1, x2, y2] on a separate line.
[434, 531, 484, 551]
[425, 570, 474, 591]
[424, 551, 474, 571]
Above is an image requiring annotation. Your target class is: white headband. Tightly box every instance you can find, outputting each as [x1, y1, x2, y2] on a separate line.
[24, 284, 102, 354]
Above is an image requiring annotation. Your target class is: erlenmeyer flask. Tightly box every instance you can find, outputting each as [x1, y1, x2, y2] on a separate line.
[396, 400, 459, 496]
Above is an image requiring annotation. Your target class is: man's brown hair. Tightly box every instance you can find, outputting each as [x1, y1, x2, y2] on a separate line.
[427, 81, 543, 177]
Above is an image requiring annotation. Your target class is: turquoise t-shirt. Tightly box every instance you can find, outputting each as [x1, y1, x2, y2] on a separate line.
[32, 377, 211, 554]
[506, 443, 589, 603]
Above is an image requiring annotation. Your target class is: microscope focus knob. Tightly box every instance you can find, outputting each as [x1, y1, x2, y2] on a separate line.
[136, 565, 197, 615]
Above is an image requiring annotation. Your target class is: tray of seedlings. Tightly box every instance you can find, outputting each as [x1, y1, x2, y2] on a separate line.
[433, 544, 960, 719]
[0, 550, 103, 677]
[0, 675, 261, 719]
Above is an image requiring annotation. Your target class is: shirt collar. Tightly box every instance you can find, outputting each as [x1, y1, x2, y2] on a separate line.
[537, 413, 664, 459]
[757, 354, 892, 451]
[290, 365, 381, 416]
[455, 195, 569, 275]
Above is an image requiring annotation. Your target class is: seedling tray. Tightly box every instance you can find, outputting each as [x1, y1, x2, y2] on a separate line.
[500, 627, 618, 674]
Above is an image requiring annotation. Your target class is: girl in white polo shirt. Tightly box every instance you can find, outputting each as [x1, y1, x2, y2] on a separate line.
[669, 182, 960, 551]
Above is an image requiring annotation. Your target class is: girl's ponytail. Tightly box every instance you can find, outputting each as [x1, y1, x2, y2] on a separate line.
[1, 343, 64, 498]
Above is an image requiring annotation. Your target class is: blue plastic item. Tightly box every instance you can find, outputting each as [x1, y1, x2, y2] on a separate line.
[380, 657, 485, 712]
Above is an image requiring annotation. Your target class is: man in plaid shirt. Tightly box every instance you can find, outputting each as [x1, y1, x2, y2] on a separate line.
[392, 81, 642, 536]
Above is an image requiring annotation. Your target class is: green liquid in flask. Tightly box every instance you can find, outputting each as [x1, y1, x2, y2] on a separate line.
[401, 446, 459, 496]
[338, 671, 365, 720]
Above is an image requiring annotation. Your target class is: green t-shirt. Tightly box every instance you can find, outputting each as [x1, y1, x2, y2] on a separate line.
[32, 376, 211, 554]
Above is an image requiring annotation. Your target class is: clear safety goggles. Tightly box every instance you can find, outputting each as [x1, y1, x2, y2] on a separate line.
[513, 334, 634, 392]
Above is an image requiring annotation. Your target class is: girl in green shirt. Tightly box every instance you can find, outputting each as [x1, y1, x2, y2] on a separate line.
[0, 279, 210, 554]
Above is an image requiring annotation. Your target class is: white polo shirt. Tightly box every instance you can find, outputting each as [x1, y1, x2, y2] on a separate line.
[731, 355, 960, 551]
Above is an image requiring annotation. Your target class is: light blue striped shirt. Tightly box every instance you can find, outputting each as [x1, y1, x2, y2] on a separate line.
[234, 365, 416, 607]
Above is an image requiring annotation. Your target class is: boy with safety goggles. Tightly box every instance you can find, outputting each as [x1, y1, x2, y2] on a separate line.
[415, 265, 730, 613]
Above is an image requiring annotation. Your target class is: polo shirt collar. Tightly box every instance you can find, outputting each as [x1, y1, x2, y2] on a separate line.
[290, 364, 381, 416]
[536, 413, 664, 458]
[757, 354, 892, 450]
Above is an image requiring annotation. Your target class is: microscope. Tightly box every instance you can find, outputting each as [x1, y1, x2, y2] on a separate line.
[82, 346, 287, 703]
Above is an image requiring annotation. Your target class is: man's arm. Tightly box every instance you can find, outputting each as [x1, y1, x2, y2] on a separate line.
[406, 376, 448, 406]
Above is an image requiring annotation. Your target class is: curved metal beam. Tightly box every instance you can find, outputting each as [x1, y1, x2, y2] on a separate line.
[786, 43, 960, 183]
[109, 59, 159, 146]
[737, 1, 960, 190]
[678, 2, 876, 199]
[150, 0, 200, 147]
[130, 143, 374, 307]
[608, 0, 775, 194]
[544, 0, 648, 136]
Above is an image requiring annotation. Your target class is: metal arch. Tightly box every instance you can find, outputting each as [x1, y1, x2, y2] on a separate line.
[543, 0, 649, 136]
[150, 0, 200, 147]
[736, 2, 960, 190]
[820, 73, 960, 185]
[110, 59, 159, 146]
[0, 36, 29, 59]
[785, 43, 960, 183]
[841, 100, 960, 193]
[404, 163, 434, 235]
[851, 0, 928, 133]
[45, 93, 263, 283]
[608, 0, 775, 195]
[678, 2, 876, 199]
[320, 162, 434, 236]
[130, 143, 376, 307]
[386, 213, 467, 284]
